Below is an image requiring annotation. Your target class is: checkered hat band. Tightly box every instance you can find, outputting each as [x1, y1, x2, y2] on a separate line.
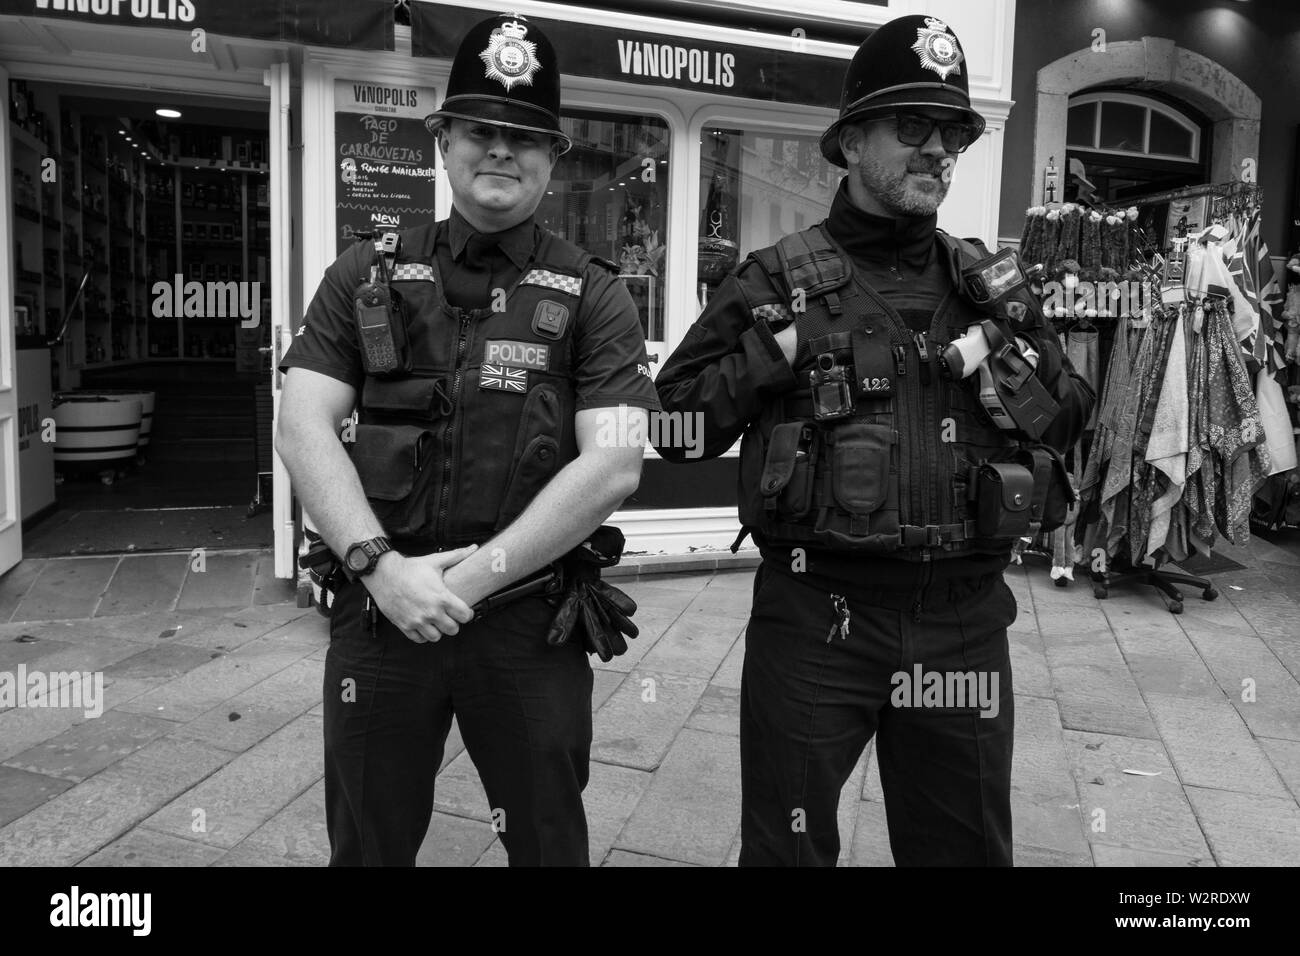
[390, 263, 435, 282]
[520, 269, 582, 296]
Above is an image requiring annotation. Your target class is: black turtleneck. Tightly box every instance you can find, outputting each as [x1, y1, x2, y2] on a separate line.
[825, 180, 950, 333]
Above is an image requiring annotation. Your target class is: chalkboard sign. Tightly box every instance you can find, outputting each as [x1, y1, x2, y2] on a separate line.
[335, 80, 438, 255]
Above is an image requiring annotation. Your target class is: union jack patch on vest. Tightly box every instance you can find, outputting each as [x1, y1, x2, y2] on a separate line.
[520, 269, 582, 296]
[390, 263, 435, 282]
[479, 364, 528, 392]
[752, 303, 794, 326]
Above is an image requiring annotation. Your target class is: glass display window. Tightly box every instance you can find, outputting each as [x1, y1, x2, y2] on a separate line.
[696, 125, 843, 310]
[534, 107, 671, 342]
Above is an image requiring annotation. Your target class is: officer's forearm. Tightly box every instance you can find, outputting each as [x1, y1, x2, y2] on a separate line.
[275, 419, 386, 558]
[442, 451, 638, 606]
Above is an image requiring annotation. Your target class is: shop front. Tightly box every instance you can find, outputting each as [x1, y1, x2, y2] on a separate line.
[3, 0, 1016, 586]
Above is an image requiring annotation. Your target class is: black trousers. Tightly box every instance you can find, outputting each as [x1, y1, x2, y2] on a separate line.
[322, 579, 593, 866]
[739, 560, 1016, 866]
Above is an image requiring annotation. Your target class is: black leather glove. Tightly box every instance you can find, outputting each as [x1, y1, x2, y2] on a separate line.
[543, 527, 639, 662]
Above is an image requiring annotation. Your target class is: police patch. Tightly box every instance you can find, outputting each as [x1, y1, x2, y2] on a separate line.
[532, 300, 570, 339]
[480, 364, 528, 392]
[484, 339, 550, 370]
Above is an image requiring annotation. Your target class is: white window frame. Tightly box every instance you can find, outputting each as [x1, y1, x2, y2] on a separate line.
[1066, 91, 1200, 163]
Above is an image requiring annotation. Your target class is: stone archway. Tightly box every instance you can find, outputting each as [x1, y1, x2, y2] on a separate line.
[1032, 37, 1260, 207]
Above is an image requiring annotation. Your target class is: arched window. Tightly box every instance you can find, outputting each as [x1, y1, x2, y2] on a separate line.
[1063, 91, 1208, 204]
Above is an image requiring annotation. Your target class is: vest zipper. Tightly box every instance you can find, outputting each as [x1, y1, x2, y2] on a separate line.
[437, 310, 473, 540]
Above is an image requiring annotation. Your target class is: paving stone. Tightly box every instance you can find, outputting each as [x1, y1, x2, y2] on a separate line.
[0, 765, 74, 827]
[591, 667, 624, 712]
[262, 612, 330, 647]
[439, 717, 465, 772]
[473, 839, 508, 867]
[176, 552, 258, 610]
[638, 612, 742, 680]
[593, 604, 677, 673]
[712, 628, 747, 690]
[1184, 786, 1300, 867]
[96, 554, 189, 617]
[0, 701, 94, 762]
[433, 750, 490, 823]
[615, 728, 740, 866]
[225, 603, 315, 628]
[1258, 737, 1300, 803]
[0, 736, 230, 866]
[684, 582, 758, 618]
[1144, 693, 1289, 798]
[114, 640, 312, 723]
[1110, 618, 1221, 699]
[684, 683, 740, 736]
[163, 615, 283, 652]
[603, 849, 698, 866]
[103, 643, 216, 682]
[708, 570, 756, 591]
[252, 556, 296, 606]
[211, 846, 298, 867]
[0, 558, 48, 623]
[143, 715, 323, 848]
[637, 572, 713, 593]
[861, 738, 882, 802]
[1010, 788, 1090, 856]
[1180, 623, 1300, 740]
[1090, 844, 1214, 867]
[847, 799, 894, 867]
[172, 703, 300, 754]
[1008, 627, 1053, 699]
[1061, 729, 1210, 859]
[227, 658, 324, 718]
[11, 557, 121, 621]
[584, 761, 652, 867]
[77, 826, 227, 867]
[591, 669, 709, 771]
[237, 779, 330, 865]
[837, 746, 869, 866]
[724, 830, 741, 867]
[0, 635, 73, 672]
[1014, 842, 1092, 866]
[1013, 695, 1086, 800]
[415, 810, 496, 866]
[1264, 635, 1300, 684]
[616, 582, 701, 613]
[5, 710, 174, 781]
[1, 637, 143, 695]
[1042, 642, 1160, 739]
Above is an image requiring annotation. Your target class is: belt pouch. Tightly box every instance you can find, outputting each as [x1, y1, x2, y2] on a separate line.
[974, 461, 1033, 538]
[760, 422, 815, 518]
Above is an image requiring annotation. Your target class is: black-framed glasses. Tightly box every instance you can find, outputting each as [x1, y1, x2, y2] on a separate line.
[891, 112, 979, 153]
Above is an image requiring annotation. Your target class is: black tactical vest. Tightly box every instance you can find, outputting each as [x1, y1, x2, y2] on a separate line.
[347, 222, 601, 551]
[737, 224, 1023, 560]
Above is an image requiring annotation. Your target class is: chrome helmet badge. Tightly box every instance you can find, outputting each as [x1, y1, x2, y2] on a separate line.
[479, 18, 541, 92]
[911, 17, 963, 81]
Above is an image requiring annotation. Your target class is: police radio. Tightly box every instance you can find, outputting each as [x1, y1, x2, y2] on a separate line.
[354, 233, 410, 376]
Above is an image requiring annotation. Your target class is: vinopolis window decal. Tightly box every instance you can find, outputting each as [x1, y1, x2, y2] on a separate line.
[411, 3, 851, 109]
[0, 0, 395, 49]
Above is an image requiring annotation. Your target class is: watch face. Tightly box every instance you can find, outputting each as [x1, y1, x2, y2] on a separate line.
[346, 546, 370, 572]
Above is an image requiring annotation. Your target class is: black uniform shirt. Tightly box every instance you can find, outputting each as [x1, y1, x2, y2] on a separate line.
[282, 212, 661, 414]
[655, 180, 1092, 592]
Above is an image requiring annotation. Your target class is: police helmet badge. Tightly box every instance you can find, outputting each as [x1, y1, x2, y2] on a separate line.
[479, 18, 541, 92]
[911, 17, 963, 81]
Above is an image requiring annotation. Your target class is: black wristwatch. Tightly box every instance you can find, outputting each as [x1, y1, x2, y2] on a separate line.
[343, 536, 393, 581]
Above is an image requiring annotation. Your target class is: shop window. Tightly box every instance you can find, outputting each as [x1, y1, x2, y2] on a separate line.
[534, 108, 670, 342]
[697, 126, 843, 308]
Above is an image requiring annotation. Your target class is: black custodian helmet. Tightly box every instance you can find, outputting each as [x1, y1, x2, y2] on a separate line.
[424, 13, 572, 154]
[820, 14, 986, 168]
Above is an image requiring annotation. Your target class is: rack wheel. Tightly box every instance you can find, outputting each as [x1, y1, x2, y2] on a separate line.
[1203, 586, 1219, 601]
[99, 469, 116, 486]
[1169, 600, 1184, 614]
[1093, 584, 1108, 600]
[1055, 576, 1069, 587]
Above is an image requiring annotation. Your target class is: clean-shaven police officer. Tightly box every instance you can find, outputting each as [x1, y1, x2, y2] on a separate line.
[277, 13, 659, 866]
[655, 14, 1093, 865]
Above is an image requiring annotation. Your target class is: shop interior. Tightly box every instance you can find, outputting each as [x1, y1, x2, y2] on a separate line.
[9, 79, 274, 555]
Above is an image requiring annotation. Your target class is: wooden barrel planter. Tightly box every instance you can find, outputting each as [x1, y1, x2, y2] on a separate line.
[52, 394, 142, 473]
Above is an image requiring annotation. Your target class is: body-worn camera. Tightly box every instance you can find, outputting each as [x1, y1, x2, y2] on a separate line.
[810, 353, 855, 422]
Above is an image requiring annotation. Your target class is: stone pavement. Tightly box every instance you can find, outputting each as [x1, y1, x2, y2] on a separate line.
[0, 535, 1298, 867]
